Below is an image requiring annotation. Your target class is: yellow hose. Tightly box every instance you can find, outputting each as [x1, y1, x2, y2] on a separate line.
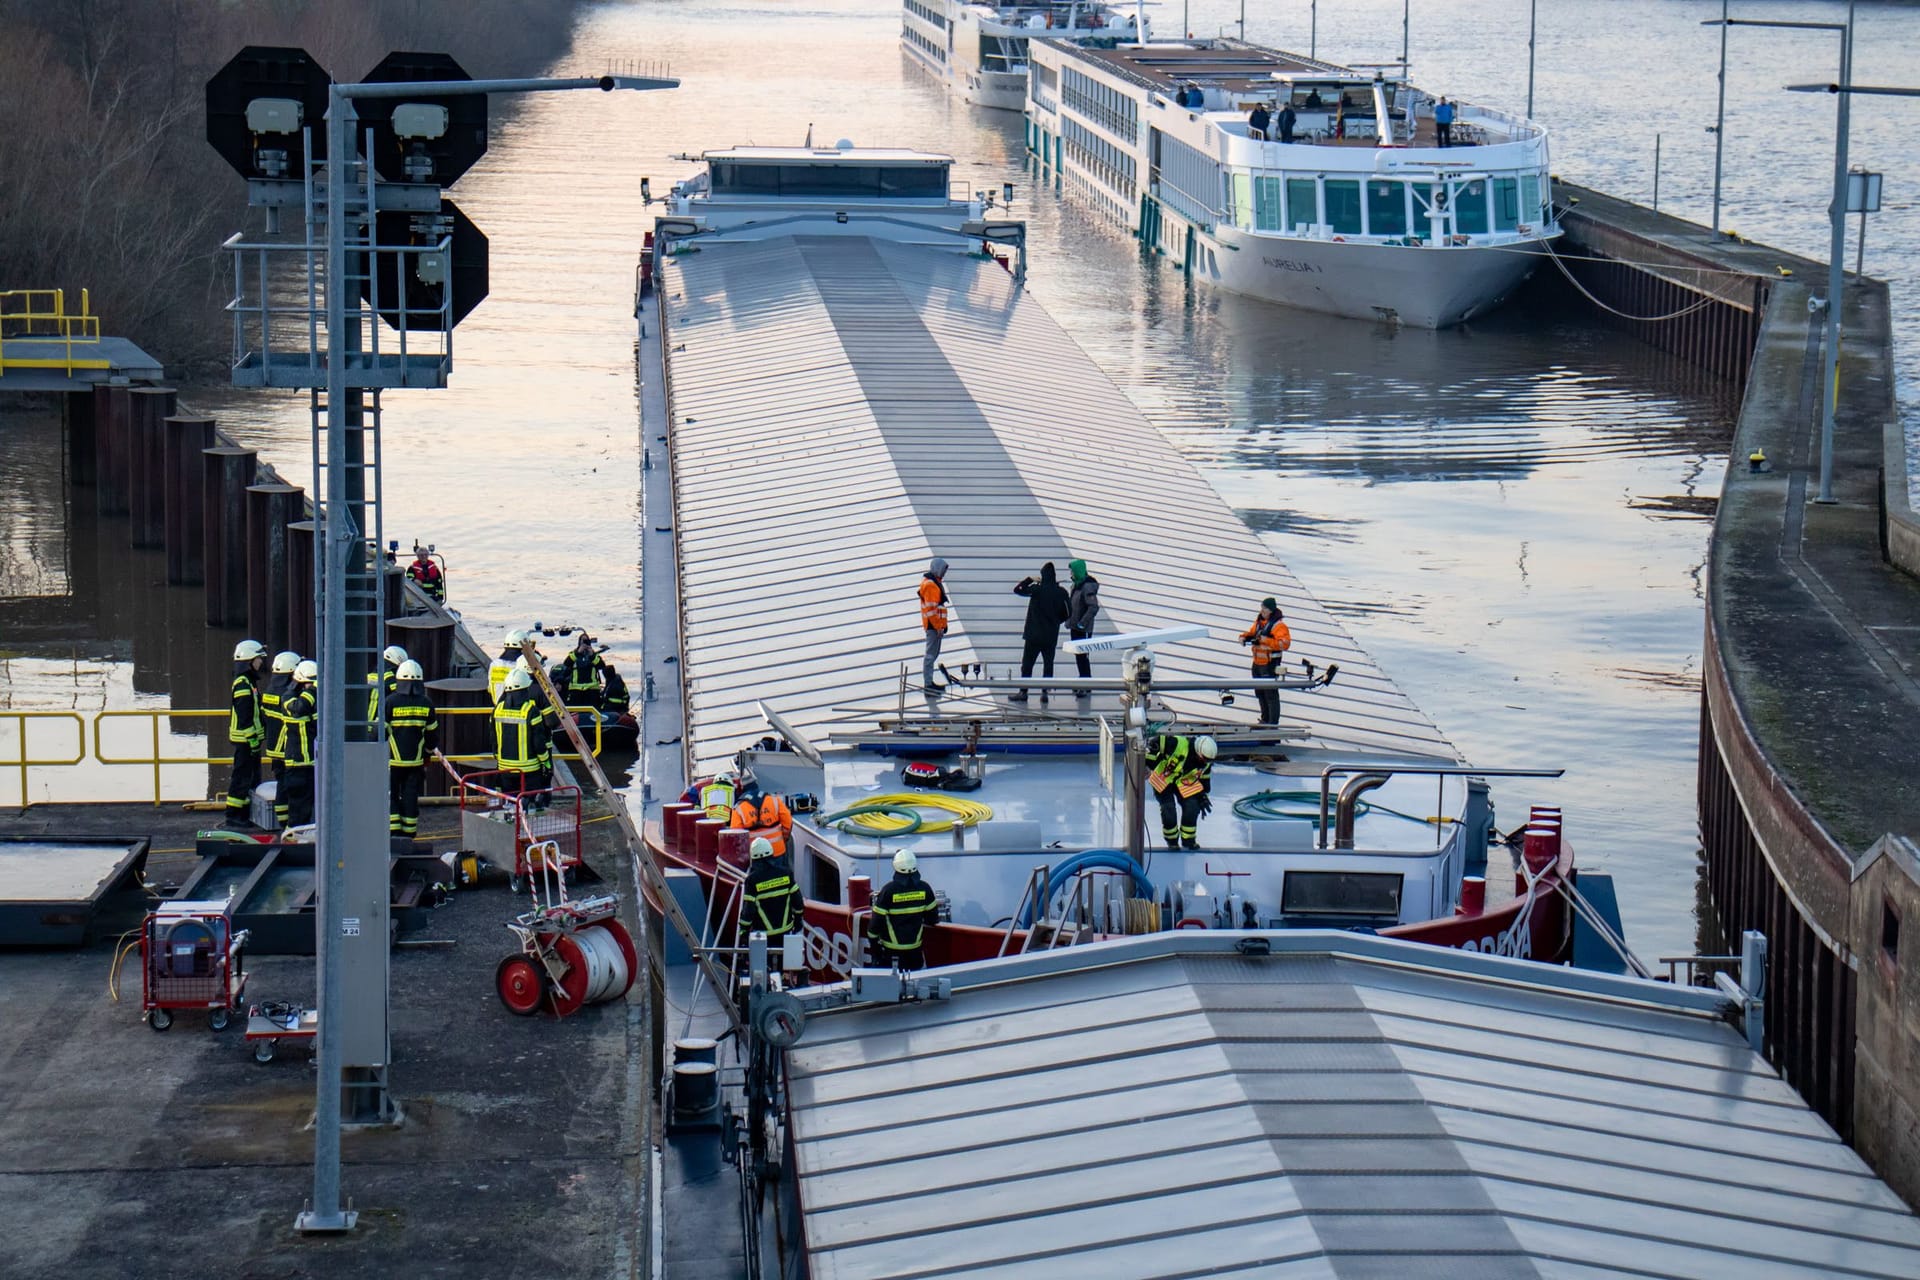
[836, 792, 994, 835]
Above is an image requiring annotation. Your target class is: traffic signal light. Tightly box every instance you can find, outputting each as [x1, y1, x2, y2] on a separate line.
[206, 46, 332, 179]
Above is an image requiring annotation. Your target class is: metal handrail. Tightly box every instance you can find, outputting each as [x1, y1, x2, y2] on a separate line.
[0, 711, 88, 808]
[0, 287, 107, 373]
[432, 705, 607, 760]
[92, 708, 231, 806]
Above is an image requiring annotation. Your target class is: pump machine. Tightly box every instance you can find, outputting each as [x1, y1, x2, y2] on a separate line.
[141, 900, 249, 1031]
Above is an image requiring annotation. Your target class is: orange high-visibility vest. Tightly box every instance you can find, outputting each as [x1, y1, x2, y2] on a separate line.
[918, 577, 948, 632]
[1241, 615, 1292, 664]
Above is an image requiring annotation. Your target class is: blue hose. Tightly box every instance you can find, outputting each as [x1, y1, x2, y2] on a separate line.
[1017, 850, 1156, 929]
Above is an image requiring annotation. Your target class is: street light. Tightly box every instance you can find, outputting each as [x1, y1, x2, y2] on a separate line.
[1526, 0, 1538, 119]
[1704, 6, 1852, 504]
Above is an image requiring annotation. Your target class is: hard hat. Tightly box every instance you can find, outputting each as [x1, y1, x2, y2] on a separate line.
[294, 659, 319, 683]
[893, 850, 918, 874]
[272, 650, 300, 674]
[715, 768, 739, 786]
[396, 660, 424, 681]
[515, 655, 534, 672]
[502, 666, 533, 693]
[749, 836, 775, 860]
[382, 644, 409, 666]
[505, 629, 525, 648]
[233, 639, 266, 662]
[1195, 735, 1218, 760]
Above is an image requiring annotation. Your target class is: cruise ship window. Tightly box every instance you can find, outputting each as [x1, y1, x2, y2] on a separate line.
[1286, 177, 1318, 230]
[1254, 176, 1285, 232]
[1454, 179, 1489, 235]
[1366, 180, 1407, 236]
[1493, 178, 1520, 231]
[1521, 172, 1542, 222]
[1323, 180, 1362, 235]
[1411, 186, 1437, 240]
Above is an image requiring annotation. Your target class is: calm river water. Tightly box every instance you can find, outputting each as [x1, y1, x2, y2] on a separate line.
[8, 0, 1920, 960]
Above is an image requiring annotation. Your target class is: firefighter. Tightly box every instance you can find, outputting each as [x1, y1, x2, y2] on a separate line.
[492, 665, 551, 797]
[560, 633, 605, 710]
[1239, 597, 1292, 726]
[729, 788, 794, 858]
[1147, 733, 1216, 851]
[365, 643, 408, 724]
[260, 651, 300, 782]
[386, 660, 438, 839]
[277, 660, 320, 830]
[601, 662, 631, 715]
[224, 640, 268, 826]
[488, 629, 528, 702]
[405, 545, 445, 603]
[872, 850, 940, 971]
[741, 836, 803, 951]
[698, 769, 742, 821]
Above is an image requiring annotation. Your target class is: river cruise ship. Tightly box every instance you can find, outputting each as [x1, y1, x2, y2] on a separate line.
[1026, 38, 1561, 326]
[904, 0, 1148, 110]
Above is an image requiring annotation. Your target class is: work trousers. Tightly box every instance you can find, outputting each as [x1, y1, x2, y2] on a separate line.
[226, 739, 261, 815]
[878, 943, 925, 972]
[1252, 659, 1281, 725]
[1156, 787, 1203, 848]
[923, 628, 944, 688]
[279, 766, 314, 829]
[1017, 637, 1056, 699]
[389, 764, 424, 837]
[1068, 627, 1092, 679]
[1438, 122, 1452, 147]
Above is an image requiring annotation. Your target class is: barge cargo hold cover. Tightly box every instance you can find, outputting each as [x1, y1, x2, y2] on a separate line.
[655, 226, 1456, 771]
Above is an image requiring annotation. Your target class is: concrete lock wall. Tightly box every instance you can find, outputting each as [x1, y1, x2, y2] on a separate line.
[1853, 836, 1920, 1202]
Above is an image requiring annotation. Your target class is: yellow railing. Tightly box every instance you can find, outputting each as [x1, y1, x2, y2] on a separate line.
[0, 288, 107, 374]
[7, 704, 613, 805]
[0, 711, 88, 809]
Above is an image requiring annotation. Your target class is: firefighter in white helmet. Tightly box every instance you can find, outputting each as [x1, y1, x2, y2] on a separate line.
[741, 835, 803, 953]
[366, 642, 410, 723]
[224, 640, 269, 826]
[488, 629, 529, 702]
[873, 849, 940, 971]
[1147, 733, 1217, 851]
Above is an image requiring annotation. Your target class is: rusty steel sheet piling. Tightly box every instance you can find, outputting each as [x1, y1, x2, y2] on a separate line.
[287, 520, 317, 659]
[127, 387, 176, 549]
[388, 616, 456, 683]
[202, 446, 257, 629]
[162, 416, 216, 585]
[65, 390, 96, 488]
[95, 383, 131, 517]
[245, 483, 303, 652]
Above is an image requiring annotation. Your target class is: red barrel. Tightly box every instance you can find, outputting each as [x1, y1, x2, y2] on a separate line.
[717, 828, 750, 869]
[1456, 876, 1486, 916]
[1521, 824, 1561, 876]
[671, 805, 701, 851]
[659, 802, 692, 850]
[693, 818, 724, 864]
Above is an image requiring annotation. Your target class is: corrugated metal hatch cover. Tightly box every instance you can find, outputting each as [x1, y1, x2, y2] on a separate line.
[659, 236, 1456, 770]
[783, 946, 1920, 1278]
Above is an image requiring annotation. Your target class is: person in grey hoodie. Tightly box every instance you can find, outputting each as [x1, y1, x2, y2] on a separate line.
[918, 557, 951, 692]
[1065, 559, 1100, 681]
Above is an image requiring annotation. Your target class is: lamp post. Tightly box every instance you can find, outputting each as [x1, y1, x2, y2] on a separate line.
[1710, 0, 1727, 231]
[1705, 6, 1853, 504]
[1526, 0, 1538, 119]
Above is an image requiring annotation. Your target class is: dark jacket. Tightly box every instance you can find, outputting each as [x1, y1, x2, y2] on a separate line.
[873, 871, 939, 954]
[1014, 563, 1071, 645]
[1067, 572, 1100, 634]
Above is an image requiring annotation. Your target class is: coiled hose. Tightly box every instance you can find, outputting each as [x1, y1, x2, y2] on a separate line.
[1016, 851, 1155, 929]
[823, 793, 994, 836]
[1232, 789, 1448, 829]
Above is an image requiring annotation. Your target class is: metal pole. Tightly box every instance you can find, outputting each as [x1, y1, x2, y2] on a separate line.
[1856, 207, 1866, 276]
[298, 82, 354, 1236]
[1814, 2, 1853, 504]
[1740, 929, 1768, 1054]
[1311, 0, 1317, 59]
[1402, 0, 1410, 71]
[1527, 0, 1538, 118]
[1238, 0, 1245, 40]
[1653, 132, 1661, 210]
[1712, 0, 1728, 232]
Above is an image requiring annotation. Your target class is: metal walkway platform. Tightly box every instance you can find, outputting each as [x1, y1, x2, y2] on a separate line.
[0, 335, 162, 390]
[657, 235, 1455, 771]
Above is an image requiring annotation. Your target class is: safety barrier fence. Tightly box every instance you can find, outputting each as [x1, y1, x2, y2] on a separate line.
[1, 704, 607, 808]
[0, 288, 107, 373]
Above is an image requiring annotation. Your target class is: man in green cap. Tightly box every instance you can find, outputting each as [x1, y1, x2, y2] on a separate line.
[1065, 559, 1100, 686]
[1239, 597, 1291, 725]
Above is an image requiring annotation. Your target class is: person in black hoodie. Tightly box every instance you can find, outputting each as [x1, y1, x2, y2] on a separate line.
[1010, 561, 1071, 703]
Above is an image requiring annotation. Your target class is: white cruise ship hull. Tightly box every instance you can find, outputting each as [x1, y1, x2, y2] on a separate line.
[1202, 224, 1548, 328]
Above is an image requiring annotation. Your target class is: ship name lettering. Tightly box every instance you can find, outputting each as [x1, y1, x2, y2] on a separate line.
[1262, 256, 1322, 274]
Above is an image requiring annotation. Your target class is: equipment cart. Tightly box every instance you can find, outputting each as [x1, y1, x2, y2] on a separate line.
[244, 1003, 318, 1063]
[141, 900, 248, 1031]
[455, 769, 584, 892]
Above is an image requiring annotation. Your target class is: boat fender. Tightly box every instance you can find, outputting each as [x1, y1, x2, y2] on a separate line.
[1176, 917, 1209, 930]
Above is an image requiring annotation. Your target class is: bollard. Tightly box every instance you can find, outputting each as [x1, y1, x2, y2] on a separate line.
[387, 616, 455, 682]
[66, 390, 96, 487]
[287, 520, 317, 659]
[717, 827, 751, 870]
[245, 483, 303, 653]
[127, 387, 176, 549]
[425, 676, 492, 797]
[162, 416, 216, 584]
[202, 447, 257, 628]
[659, 802, 693, 851]
[96, 383, 131, 516]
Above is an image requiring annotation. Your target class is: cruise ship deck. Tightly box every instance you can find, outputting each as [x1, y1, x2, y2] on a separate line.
[654, 232, 1457, 771]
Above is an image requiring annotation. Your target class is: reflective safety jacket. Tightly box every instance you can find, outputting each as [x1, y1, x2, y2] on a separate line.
[260, 673, 294, 761]
[1146, 734, 1211, 798]
[561, 650, 604, 696]
[729, 794, 794, 856]
[918, 575, 948, 632]
[742, 857, 803, 939]
[386, 686, 440, 767]
[405, 558, 445, 602]
[872, 872, 939, 954]
[493, 686, 549, 772]
[601, 670, 631, 713]
[229, 668, 263, 747]
[1240, 614, 1292, 665]
[365, 662, 401, 724]
[279, 686, 318, 768]
[699, 778, 737, 821]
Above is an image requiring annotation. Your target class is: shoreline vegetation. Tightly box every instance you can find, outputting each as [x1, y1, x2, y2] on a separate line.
[0, 0, 585, 376]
